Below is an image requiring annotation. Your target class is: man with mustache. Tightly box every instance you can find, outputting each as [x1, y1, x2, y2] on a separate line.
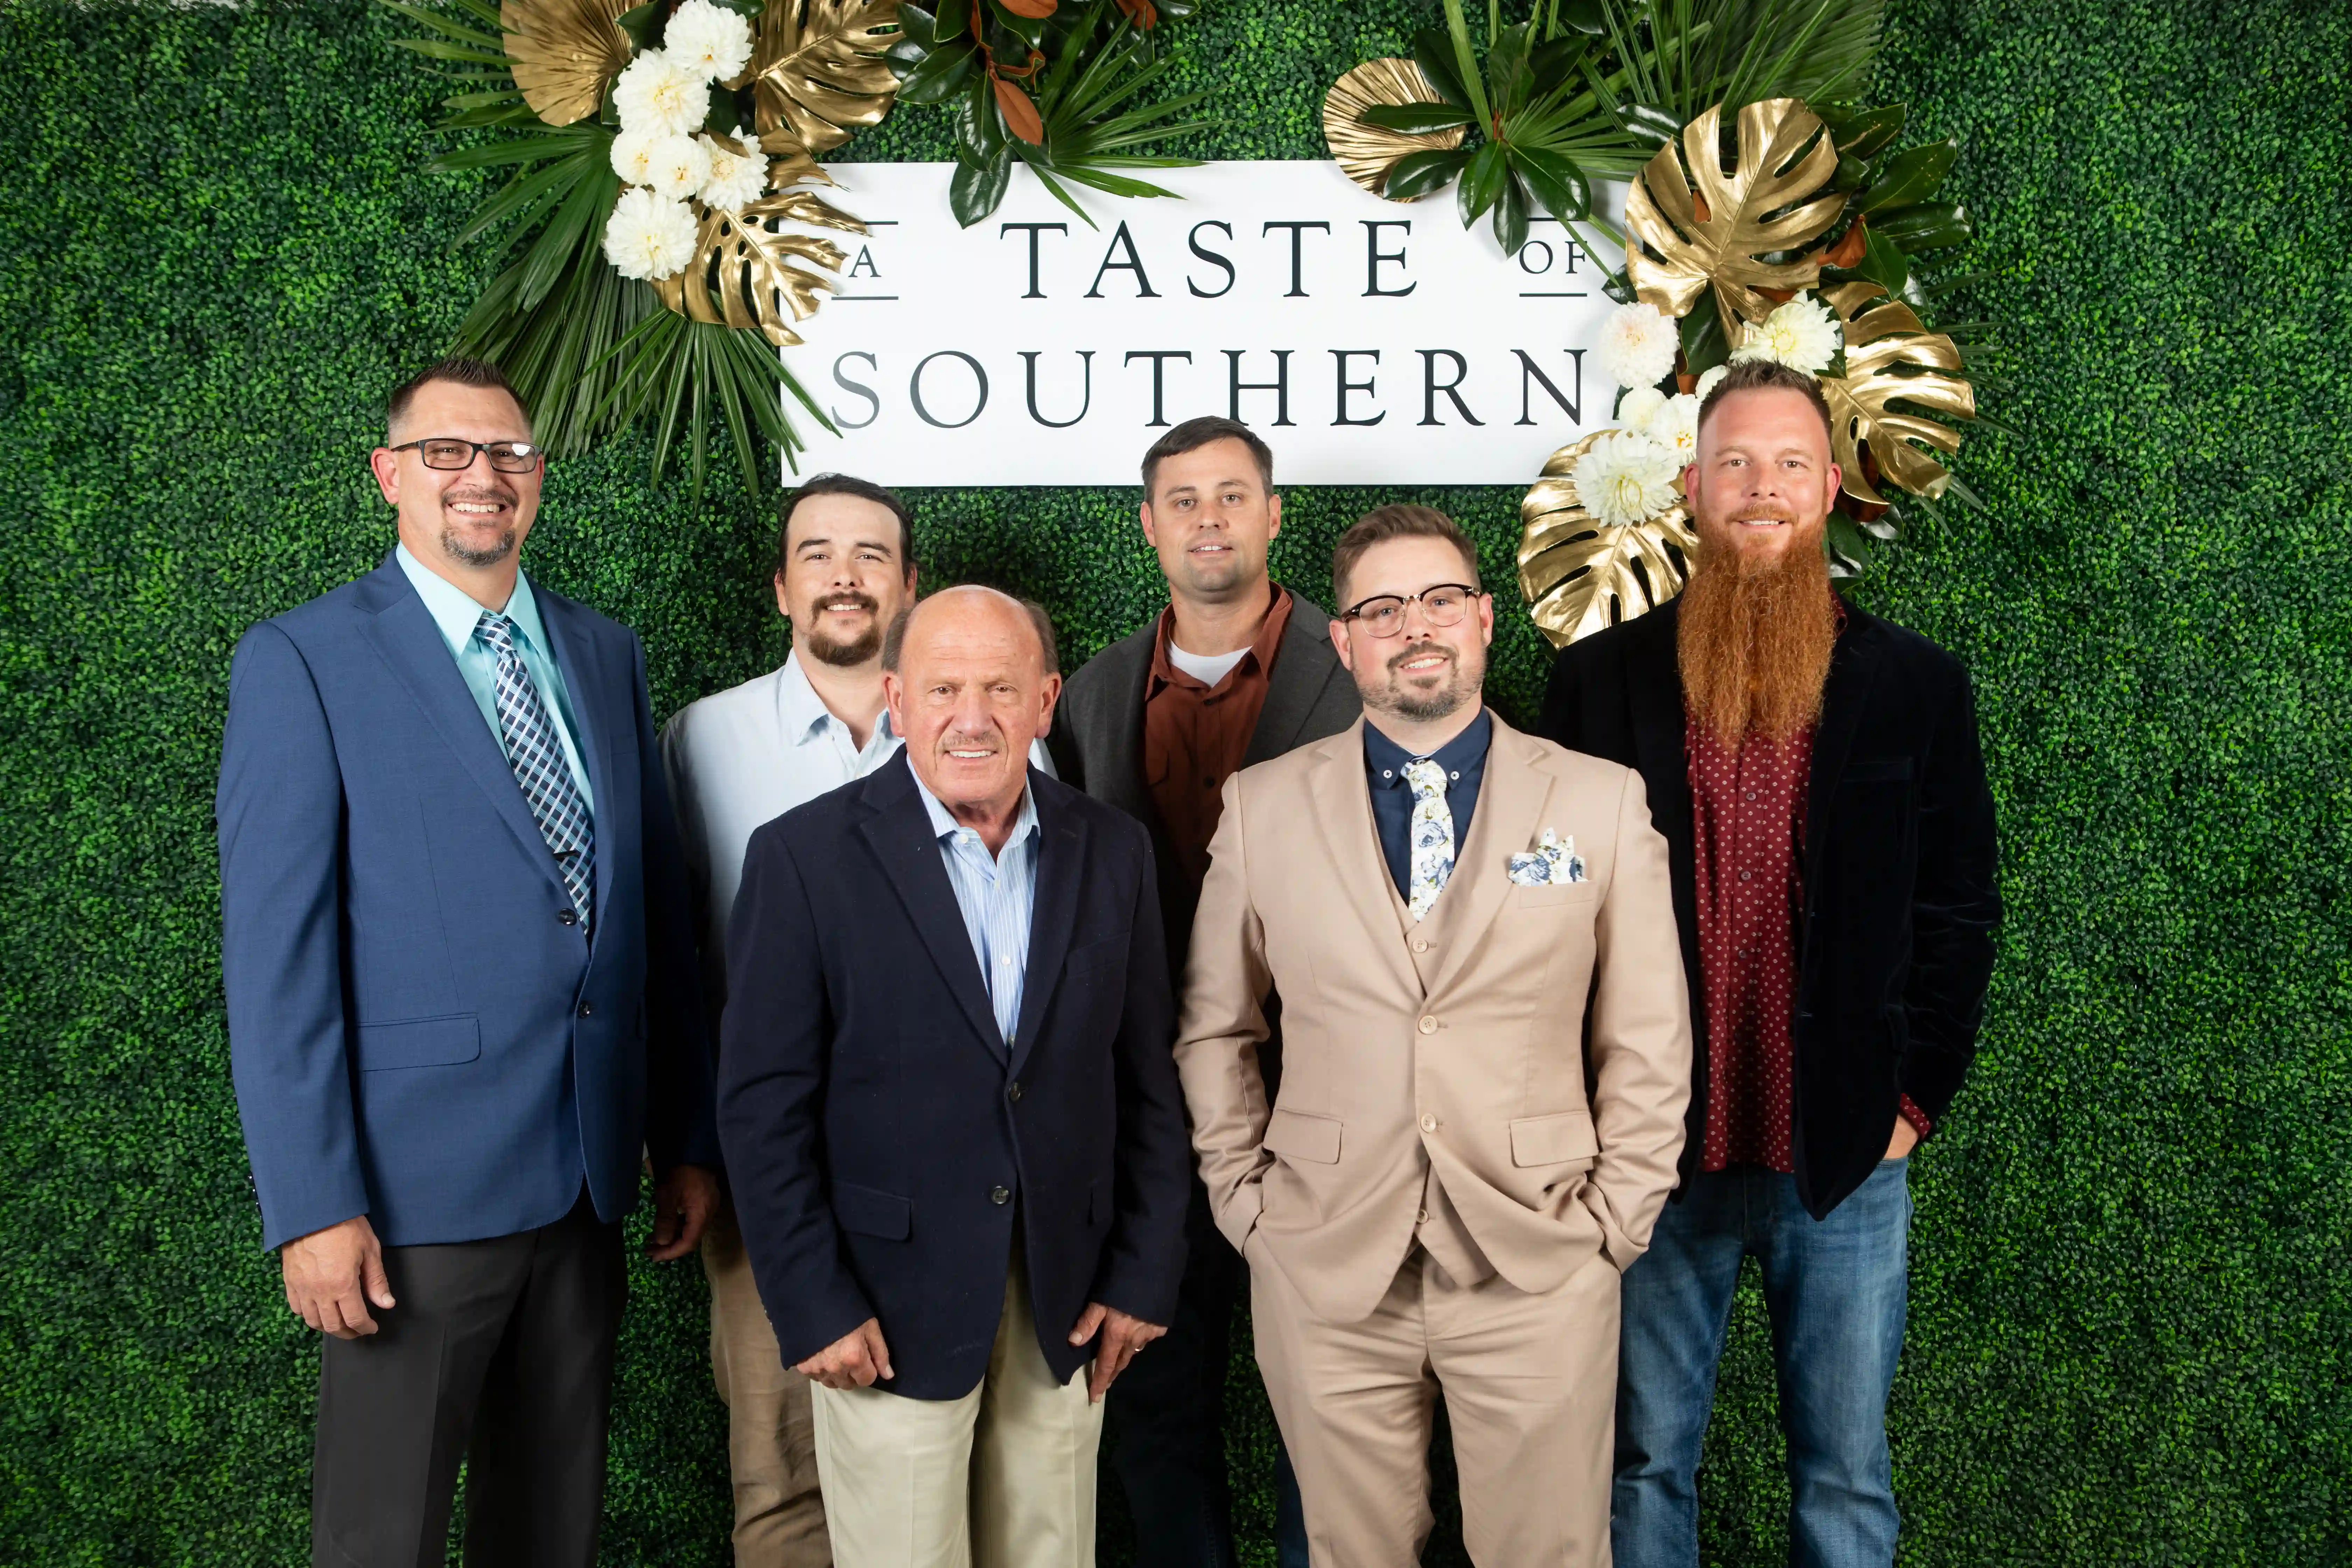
[1050, 416, 1356, 1568]
[1540, 359, 2001, 1567]
[218, 356, 718, 1564]
[661, 475, 1049, 1565]
[1174, 506, 1692, 1565]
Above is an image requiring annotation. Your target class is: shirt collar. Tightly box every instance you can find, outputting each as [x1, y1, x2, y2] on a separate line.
[395, 542, 548, 658]
[1363, 706, 1493, 787]
[908, 752, 1038, 860]
[777, 648, 898, 748]
[1147, 582, 1294, 694]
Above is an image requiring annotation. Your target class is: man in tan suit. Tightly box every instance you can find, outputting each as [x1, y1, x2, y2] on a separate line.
[1174, 504, 1693, 1566]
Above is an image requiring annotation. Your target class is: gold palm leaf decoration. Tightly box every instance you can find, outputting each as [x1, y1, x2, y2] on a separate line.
[1322, 58, 1465, 198]
[1518, 433, 1701, 650]
[501, 0, 634, 126]
[733, 0, 905, 158]
[654, 145, 869, 347]
[1624, 98, 1844, 343]
[1818, 280, 1975, 504]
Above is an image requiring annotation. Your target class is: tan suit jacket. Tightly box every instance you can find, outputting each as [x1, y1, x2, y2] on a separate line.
[1175, 712, 1692, 1324]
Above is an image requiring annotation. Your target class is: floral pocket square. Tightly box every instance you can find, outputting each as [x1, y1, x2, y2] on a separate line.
[1507, 828, 1586, 886]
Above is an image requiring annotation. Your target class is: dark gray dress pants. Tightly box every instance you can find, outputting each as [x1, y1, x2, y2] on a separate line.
[310, 1188, 626, 1568]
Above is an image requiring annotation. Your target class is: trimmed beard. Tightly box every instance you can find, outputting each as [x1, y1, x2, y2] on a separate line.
[1364, 640, 1480, 724]
[1676, 517, 1839, 748]
[802, 592, 883, 667]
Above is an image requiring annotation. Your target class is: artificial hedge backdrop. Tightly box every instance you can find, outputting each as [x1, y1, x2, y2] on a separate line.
[2, 0, 2347, 1561]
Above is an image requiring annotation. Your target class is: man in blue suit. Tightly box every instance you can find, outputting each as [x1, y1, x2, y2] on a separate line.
[719, 586, 1192, 1567]
[217, 356, 720, 1567]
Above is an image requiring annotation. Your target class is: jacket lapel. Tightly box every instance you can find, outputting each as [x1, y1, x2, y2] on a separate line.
[856, 761, 1006, 1057]
[534, 588, 623, 930]
[1802, 606, 1884, 889]
[1426, 715, 1558, 999]
[1093, 629, 1155, 820]
[358, 559, 569, 904]
[1242, 597, 1345, 768]
[1627, 601, 1692, 846]
[1009, 775, 1083, 1079]
[1304, 721, 1421, 994]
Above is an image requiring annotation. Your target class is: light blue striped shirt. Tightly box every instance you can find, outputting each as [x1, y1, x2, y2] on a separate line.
[911, 755, 1040, 1047]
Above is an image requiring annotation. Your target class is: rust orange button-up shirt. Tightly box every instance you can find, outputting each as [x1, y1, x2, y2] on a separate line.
[1143, 585, 1294, 901]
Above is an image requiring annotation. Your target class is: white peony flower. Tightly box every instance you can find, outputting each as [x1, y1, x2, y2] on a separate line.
[609, 127, 662, 187]
[1649, 392, 1702, 463]
[1617, 385, 1668, 432]
[1694, 363, 1730, 402]
[603, 186, 699, 281]
[613, 49, 707, 138]
[1594, 301, 1679, 392]
[696, 128, 770, 211]
[1573, 431, 1684, 528]
[640, 133, 712, 202]
[662, 0, 754, 82]
[1730, 292, 1841, 375]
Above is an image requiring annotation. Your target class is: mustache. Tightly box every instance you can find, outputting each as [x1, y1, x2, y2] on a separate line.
[1386, 641, 1455, 676]
[815, 592, 879, 614]
[443, 485, 517, 508]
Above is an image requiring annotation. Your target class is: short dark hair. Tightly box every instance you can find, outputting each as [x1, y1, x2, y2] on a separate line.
[1696, 358, 1835, 444]
[774, 473, 916, 582]
[386, 355, 530, 439]
[1140, 415, 1274, 497]
[1331, 504, 1482, 609]
[881, 588, 1059, 679]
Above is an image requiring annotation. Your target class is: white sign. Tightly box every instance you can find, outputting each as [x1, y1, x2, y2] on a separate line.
[780, 160, 1629, 486]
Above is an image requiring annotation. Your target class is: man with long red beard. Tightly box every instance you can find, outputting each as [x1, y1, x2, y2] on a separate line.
[1542, 359, 2001, 1568]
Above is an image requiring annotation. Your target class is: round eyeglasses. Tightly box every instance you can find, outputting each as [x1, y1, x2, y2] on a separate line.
[1338, 584, 1484, 639]
[388, 438, 543, 473]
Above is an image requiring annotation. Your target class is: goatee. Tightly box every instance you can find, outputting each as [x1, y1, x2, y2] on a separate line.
[1676, 516, 1839, 748]
[804, 592, 882, 667]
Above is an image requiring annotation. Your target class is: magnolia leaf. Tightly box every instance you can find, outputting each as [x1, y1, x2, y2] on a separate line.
[501, 0, 635, 126]
[735, 0, 906, 157]
[1624, 97, 1843, 342]
[652, 156, 865, 347]
[1518, 432, 1700, 650]
[1323, 58, 1465, 200]
[1818, 280, 1974, 505]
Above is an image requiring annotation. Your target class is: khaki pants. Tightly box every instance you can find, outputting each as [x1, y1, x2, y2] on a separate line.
[1250, 1238, 1622, 1568]
[809, 1255, 1104, 1568]
[703, 1202, 832, 1567]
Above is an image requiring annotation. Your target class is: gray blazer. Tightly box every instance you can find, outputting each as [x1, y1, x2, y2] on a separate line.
[1049, 590, 1362, 968]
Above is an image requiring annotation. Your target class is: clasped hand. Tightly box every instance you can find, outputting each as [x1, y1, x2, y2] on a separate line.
[795, 1302, 1166, 1402]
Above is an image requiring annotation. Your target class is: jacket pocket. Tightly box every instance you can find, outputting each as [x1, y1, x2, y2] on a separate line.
[354, 1014, 481, 1072]
[1261, 1108, 1342, 1164]
[1508, 881, 1600, 908]
[1508, 1108, 1598, 1168]
[832, 1182, 912, 1240]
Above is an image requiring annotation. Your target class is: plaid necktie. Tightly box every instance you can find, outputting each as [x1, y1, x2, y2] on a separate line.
[474, 612, 595, 928]
[1401, 757, 1455, 923]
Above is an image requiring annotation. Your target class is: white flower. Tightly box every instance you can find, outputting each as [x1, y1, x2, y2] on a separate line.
[613, 49, 707, 138]
[1573, 431, 1683, 528]
[1730, 292, 1841, 375]
[696, 128, 770, 211]
[603, 186, 699, 280]
[609, 127, 662, 187]
[1649, 393, 1701, 462]
[640, 133, 712, 202]
[1595, 301, 1679, 391]
[662, 0, 754, 82]
[1617, 385, 1668, 432]
[1694, 363, 1729, 401]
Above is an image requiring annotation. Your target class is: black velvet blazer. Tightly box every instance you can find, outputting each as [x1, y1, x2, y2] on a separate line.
[1540, 597, 2001, 1218]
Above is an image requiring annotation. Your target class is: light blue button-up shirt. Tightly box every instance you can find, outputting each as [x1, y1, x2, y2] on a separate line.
[396, 543, 594, 810]
[911, 754, 1040, 1048]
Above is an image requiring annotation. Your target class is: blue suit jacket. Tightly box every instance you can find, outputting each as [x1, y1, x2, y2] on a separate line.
[217, 553, 717, 1251]
[718, 758, 1191, 1400]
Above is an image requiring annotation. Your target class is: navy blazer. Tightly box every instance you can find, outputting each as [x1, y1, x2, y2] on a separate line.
[217, 553, 717, 1252]
[718, 757, 1191, 1400]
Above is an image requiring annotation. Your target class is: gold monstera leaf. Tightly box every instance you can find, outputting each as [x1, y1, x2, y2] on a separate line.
[654, 148, 868, 347]
[1818, 281, 1975, 504]
[1322, 58, 1465, 198]
[734, 0, 904, 158]
[1624, 98, 1843, 342]
[501, 0, 633, 126]
[1519, 433, 1701, 649]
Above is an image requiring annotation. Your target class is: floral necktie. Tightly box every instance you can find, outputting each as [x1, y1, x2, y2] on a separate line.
[1401, 757, 1455, 923]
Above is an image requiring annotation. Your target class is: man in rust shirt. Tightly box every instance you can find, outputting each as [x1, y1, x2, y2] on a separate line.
[1542, 361, 2000, 1568]
[1051, 416, 1357, 1568]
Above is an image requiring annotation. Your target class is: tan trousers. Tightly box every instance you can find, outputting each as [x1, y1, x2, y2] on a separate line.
[808, 1256, 1104, 1568]
[1250, 1237, 1622, 1568]
[703, 1202, 832, 1567]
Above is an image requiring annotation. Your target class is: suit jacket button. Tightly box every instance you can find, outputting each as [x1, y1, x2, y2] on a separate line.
[990, 1185, 1011, 1205]
[1418, 1015, 1438, 1034]
[577, 1001, 593, 1018]
[558, 908, 579, 926]
[1007, 1081, 1022, 1102]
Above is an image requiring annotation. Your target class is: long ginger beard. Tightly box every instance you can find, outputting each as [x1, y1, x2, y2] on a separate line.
[1676, 512, 1840, 748]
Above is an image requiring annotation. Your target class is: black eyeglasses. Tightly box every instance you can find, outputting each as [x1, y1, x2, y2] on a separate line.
[388, 438, 543, 473]
[1338, 583, 1484, 639]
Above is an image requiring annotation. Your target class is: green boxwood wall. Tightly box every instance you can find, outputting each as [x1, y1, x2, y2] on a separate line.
[2, 0, 2347, 1561]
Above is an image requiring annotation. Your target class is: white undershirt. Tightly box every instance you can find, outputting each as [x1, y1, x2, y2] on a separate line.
[1169, 642, 1251, 688]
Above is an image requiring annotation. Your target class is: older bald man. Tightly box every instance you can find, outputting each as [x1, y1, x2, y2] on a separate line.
[718, 586, 1193, 1568]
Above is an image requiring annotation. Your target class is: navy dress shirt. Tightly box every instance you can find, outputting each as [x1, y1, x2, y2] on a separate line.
[1363, 708, 1493, 898]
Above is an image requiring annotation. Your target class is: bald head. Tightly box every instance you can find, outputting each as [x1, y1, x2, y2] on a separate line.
[882, 586, 1063, 839]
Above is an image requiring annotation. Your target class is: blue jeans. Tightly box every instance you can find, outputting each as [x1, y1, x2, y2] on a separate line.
[1611, 1160, 1911, 1568]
